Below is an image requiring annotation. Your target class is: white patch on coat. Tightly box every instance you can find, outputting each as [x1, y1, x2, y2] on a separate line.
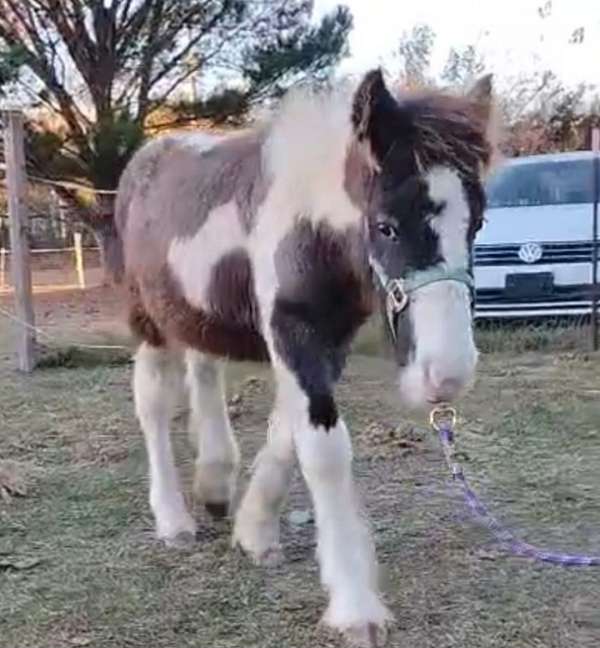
[427, 166, 470, 268]
[185, 350, 239, 507]
[133, 344, 195, 541]
[397, 166, 478, 406]
[262, 83, 362, 232]
[167, 200, 246, 310]
[398, 281, 477, 406]
[232, 383, 296, 563]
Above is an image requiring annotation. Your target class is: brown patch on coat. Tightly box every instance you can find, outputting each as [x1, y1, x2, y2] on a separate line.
[272, 219, 374, 357]
[127, 283, 165, 347]
[208, 249, 263, 334]
[129, 255, 268, 362]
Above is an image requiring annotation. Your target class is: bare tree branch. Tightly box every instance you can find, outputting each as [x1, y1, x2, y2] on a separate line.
[135, 0, 165, 120]
[115, 0, 156, 58]
[0, 3, 92, 158]
[0, 0, 351, 259]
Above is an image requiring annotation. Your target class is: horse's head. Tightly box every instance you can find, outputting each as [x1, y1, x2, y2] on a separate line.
[349, 69, 497, 407]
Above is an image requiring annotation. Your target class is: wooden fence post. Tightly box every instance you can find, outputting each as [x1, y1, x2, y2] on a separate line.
[3, 110, 36, 371]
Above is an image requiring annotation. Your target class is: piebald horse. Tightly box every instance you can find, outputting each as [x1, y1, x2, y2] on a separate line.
[114, 69, 496, 646]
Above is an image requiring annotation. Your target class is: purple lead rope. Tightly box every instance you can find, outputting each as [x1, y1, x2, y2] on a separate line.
[436, 421, 600, 567]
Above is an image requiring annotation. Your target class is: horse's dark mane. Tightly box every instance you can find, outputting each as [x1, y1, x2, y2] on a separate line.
[399, 91, 492, 177]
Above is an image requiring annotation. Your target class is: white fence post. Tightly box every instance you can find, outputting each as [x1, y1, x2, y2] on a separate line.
[73, 231, 85, 289]
[0, 247, 6, 290]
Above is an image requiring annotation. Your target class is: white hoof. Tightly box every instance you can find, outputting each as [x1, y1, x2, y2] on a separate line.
[163, 530, 196, 549]
[153, 503, 196, 547]
[193, 460, 238, 507]
[343, 623, 389, 647]
[238, 541, 285, 567]
[322, 596, 392, 648]
[232, 511, 282, 566]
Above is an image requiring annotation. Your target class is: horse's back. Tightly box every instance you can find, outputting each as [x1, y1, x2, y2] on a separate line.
[117, 131, 226, 244]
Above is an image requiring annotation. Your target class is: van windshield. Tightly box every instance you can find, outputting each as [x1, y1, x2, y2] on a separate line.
[486, 159, 596, 208]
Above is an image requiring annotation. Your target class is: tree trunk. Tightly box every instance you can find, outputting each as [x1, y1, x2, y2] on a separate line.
[50, 187, 123, 284]
[93, 193, 124, 285]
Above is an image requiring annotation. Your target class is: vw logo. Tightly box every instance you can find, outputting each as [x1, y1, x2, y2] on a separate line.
[518, 242, 543, 264]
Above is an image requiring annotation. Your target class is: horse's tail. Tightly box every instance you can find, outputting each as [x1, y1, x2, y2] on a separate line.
[101, 215, 125, 284]
[104, 161, 135, 285]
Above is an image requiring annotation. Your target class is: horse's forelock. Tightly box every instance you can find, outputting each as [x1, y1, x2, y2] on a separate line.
[399, 92, 494, 177]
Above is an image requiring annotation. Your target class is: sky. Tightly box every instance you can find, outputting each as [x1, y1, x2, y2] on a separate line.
[314, 0, 600, 89]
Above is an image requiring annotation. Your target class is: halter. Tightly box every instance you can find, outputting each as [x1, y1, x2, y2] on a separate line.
[368, 255, 474, 341]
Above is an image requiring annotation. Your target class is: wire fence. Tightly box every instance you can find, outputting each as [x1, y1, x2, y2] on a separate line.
[0, 142, 107, 295]
[0, 244, 103, 293]
[0, 210, 104, 293]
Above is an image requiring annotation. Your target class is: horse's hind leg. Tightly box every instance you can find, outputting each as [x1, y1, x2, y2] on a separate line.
[134, 342, 195, 546]
[185, 350, 239, 519]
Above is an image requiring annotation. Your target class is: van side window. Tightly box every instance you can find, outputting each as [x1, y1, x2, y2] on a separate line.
[486, 160, 595, 208]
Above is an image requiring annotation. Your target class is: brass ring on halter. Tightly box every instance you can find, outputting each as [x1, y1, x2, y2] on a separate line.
[429, 405, 458, 432]
[386, 279, 409, 313]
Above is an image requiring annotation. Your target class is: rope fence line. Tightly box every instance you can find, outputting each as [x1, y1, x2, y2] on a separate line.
[0, 195, 106, 293]
[0, 245, 100, 254]
[0, 241, 100, 292]
[0, 303, 129, 352]
[0, 162, 118, 195]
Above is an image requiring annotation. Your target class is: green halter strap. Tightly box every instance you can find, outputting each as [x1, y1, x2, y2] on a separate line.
[368, 255, 474, 340]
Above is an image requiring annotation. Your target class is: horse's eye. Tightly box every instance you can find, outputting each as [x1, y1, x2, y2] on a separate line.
[377, 222, 398, 240]
[431, 200, 446, 216]
[425, 200, 446, 217]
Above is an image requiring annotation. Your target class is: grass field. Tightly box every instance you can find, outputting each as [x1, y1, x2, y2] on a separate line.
[1, 294, 600, 648]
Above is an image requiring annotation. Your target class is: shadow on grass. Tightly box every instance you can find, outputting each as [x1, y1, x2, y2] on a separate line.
[35, 331, 134, 370]
[36, 345, 132, 369]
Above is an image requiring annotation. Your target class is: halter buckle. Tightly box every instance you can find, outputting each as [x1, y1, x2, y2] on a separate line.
[386, 279, 409, 313]
[385, 279, 409, 341]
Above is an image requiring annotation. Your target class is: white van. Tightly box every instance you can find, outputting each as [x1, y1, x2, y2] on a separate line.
[474, 151, 599, 318]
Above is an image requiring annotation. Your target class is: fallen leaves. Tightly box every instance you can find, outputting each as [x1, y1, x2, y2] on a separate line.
[0, 461, 28, 501]
[359, 421, 426, 458]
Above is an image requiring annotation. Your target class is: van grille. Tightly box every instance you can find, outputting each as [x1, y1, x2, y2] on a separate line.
[474, 241, 595, 266]
[476, 283, 593, 306]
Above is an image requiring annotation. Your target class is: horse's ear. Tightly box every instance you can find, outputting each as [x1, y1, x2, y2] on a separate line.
[466, 73, 501, 167]
[352, 69, 411, 166]
[466, 74, 494, 123]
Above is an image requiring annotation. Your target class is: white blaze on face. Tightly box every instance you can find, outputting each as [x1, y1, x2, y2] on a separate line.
[397, 166, 478, 407]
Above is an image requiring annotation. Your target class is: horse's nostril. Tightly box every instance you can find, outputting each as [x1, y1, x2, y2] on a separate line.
[426, 375, 463, 403]
[438, 377, 462, 396]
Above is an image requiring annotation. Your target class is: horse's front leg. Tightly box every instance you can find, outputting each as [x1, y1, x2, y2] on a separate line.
[269, 306, 392, 646]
